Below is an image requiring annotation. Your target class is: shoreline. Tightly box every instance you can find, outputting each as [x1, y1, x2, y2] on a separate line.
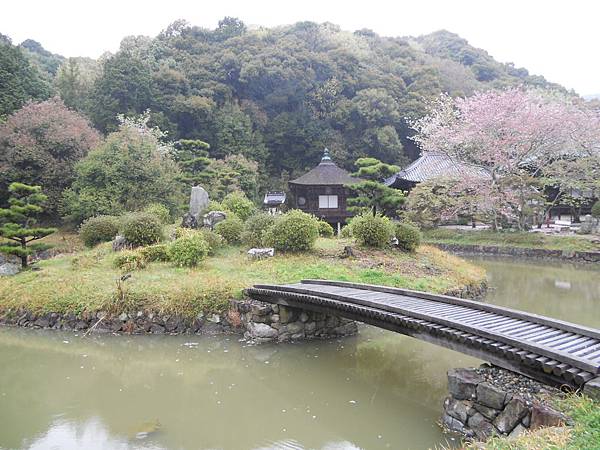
[428, 242, 600, 263]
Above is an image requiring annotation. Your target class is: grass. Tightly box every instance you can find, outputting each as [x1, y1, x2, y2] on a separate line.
[464, 394, 600, 450]
[422, 229, 600, 253]
[0, 235, 485, 319]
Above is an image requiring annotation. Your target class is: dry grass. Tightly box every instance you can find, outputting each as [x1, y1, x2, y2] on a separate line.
[0, 237, 486, 319]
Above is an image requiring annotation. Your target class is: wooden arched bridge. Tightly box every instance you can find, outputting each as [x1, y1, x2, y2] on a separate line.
[246, 280, 600, 389]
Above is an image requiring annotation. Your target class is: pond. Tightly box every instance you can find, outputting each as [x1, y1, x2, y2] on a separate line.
[0, 257, 598, 450]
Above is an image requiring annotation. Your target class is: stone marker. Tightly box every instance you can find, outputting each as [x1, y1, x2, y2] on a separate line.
[0, 262, 20, 276]
[189, 185, 209, 219]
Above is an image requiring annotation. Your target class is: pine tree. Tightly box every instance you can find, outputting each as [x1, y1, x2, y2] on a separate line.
[0, 182, 57, 268]
[173, 139, 214, 187]
[346, 157, 405, 217]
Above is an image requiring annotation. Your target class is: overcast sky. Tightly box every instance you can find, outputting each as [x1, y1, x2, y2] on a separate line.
[2, 0, 598, 95]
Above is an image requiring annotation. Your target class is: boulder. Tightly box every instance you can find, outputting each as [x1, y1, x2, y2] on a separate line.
[181, 212, 199, 229]
[477, 382, 507, 410]
[112, 235, 130, 252]
[448, 368, 483, 400]
[530, 403, 566, 429]
[203, 211, 227, 230]
[441, 412, 467, 434]
[467, 412, 495, 440]
[246, 322, 278, 339]
[0, 262, 20, 276]
[493, 396, 528, 434]
[508, 423, 526, 439]
[444, 397, 471, 423]
[247, 248, 275, 259]
[474, 403, 500, 420]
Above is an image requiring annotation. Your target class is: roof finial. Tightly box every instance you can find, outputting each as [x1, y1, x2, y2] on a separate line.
[321, 147, 331, 162]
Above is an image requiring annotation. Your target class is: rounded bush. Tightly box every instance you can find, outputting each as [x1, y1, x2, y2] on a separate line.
[139, 243, 170, 262]
[241, 213, 277, 247]
[121, 212, 163, 247]
[264, 210, 319, 252]
[214, 215, 244, 244]
[395, 222, 422, 252]
[144, 203, 171, 224]
[349, 213, 394, 248]
[317, 221, 335, 238]
[79, 215, 120, 248]
[340, 225, 352, 239]
[168, 234, 209, 267]
[592, 200, 600, 219]
[222, 191, 256, 221]
[199, 229, 224, 255]
[113, 250, 146, 271]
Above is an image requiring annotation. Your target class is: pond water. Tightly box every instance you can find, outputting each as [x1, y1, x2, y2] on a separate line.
[0, 257, 598, 450]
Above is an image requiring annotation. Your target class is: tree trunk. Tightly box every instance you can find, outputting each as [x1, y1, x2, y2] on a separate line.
[20, 238, 27, 269]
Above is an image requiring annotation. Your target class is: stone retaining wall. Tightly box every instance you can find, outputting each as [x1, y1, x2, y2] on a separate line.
[442, 366, 570, 441]
[232, 299, 358, 343]
[0, 299, 358, 343]
[431, 243, 600, 262]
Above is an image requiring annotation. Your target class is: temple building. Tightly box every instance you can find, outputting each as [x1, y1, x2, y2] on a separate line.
[288, 149, 361, 231]
[384, 151, 490, 191]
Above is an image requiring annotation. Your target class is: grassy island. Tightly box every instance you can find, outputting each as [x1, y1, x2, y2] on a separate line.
[0, 232, 485, 320]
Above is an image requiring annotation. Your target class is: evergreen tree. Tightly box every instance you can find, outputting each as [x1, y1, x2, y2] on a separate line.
[346, 158, 405, 217]
[173, 139, 214, 187]
[0, 183, 56, 268]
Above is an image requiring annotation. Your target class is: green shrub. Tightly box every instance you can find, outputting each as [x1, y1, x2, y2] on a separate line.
[317, 220, 335, 238]
[349, 213, 394, 248]
[206, 200, 225, 212]
[592, 200, 600, 219]
[198, 229, 224, 255]
[222, 191, 256, 221]
[264, 210, 319, 252]
[241, 213, 277, 247]
[214, 215, 244, 244]
[113, 250, 147, 271]
[340, 225, 352, 238]
[78, 215, 120, 247]
[144, 203, 171, 224]
[139, 244, 170, 262]
[395, 222, 422, 252]
[168, 234, 209, 267]
[121, 212, 163, 247]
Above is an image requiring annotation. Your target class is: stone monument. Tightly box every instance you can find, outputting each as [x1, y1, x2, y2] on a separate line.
[182, 186, 209, 229]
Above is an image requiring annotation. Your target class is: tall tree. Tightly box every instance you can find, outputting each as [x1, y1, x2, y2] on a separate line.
[0, 183, 56, 268]
[0, 98, 101, 216]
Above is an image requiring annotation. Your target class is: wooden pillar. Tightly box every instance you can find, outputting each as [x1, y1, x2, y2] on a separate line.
[337, 222, 341, 236]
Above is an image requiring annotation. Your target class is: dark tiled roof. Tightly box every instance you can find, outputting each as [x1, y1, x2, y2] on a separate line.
[263, 191, 286, 205]
[289, 149, 362, 186]
[385, 152, 490, 186]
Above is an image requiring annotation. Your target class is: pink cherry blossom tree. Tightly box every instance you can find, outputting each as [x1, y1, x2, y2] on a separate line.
[410, 88, 600, 230]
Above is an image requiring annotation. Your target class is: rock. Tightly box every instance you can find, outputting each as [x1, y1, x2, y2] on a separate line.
[207, 314, 221, 323]
[467, 412, 495, 440]
[299, 312, 309, 323]
[181, 212, 199, 229]
[305, 321, 316, 334]
[278, 306, 296, 324]
[247, 248, 275, 259]
[189, 186, 209, 219]
[477, 382, 507, 409]
[0, 262, 20, 276]
[442, 412, 466, 433]
[282, 321, 304, 334]
[530, 403, 566, 429]
[445, 397, 471, 423]
[246, 322, 278, 339]
[448, 368, 483, 400]
[270, 314, 280, 323]
[112, 235, 130, 252]
[508, 423, 526, 439]
[583, 377, 600, 402]
[494, 397, 528, 434]
[118, 312, 129, 321]
[251, 304, 271, 316]
[203, 211, 227, 230]
[334, 322, 358, 335]
[474, 403, 500, 420]
[150, 324, 165, 334]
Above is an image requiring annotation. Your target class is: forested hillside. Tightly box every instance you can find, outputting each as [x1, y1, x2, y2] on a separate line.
[0, 19, 572, 203]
